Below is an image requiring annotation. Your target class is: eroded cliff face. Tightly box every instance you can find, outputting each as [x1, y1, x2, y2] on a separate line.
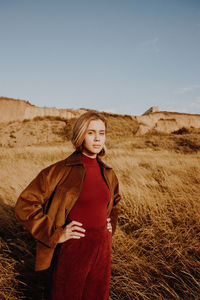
[135, 112, 200, 134]
[1, 98, 200, 135]
[0, 98, 86, 122]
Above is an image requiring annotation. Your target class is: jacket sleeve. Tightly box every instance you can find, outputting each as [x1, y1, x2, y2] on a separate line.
[15, 167, 64, 249]
[110, 174, 121, 235]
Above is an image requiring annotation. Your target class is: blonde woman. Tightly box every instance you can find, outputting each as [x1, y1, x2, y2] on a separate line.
[15, 111, 121, 300]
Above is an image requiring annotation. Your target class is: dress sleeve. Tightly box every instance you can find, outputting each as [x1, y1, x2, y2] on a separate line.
[15, 167, 64, 248]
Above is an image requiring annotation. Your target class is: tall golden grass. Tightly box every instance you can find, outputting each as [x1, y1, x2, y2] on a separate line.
[108, 147, 200, 299]
[0, 125, 200, 299]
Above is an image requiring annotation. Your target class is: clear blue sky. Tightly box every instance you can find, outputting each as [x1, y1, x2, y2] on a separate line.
[1, 0, 200, 115]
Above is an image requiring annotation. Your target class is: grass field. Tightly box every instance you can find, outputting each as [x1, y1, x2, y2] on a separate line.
[0, 118, 200, 299]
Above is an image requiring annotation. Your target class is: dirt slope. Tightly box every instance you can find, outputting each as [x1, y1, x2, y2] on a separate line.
[0, 118, 71, 147]
[1, 98, 200, 135]
[0, 97, 86, 122]
[136, 111, 200, 134]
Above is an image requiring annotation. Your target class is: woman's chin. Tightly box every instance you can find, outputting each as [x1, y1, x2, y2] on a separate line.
[83, 147, 102, 156]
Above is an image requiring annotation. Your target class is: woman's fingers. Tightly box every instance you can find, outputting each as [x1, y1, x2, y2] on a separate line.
[67, 221, 83, 230]
[71, 231, 85, 238]
[107, 226, 112, 232]
[64, 220, 86, 240]
[60, 218, 113, 243]
[107, 218, 112, 232]
[70, 220, 83, 227]
[67, 221, 85, 232]
[58, 220, 85, 243]
[70, 225, 86, 233]
[71, 235, 81, 239]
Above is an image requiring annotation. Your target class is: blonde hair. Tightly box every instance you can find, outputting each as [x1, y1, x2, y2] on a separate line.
[71, 111, 107, 156]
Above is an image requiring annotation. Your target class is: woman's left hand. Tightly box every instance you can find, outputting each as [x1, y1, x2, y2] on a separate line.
[107, 218, 112, 233]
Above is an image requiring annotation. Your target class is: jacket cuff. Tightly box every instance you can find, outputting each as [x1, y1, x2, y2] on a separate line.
[41, 226, 64, 249]
[110, 203, 120, 236]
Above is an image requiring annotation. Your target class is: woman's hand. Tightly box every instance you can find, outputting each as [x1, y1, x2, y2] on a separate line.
[107, 218, 112, 233]
[58, 220, 86, 243]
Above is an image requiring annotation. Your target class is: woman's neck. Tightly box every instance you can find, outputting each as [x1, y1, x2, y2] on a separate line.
[81, 149, 97, 158]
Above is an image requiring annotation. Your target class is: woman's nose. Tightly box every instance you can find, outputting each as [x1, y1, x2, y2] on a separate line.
[94, 134, 100, 141]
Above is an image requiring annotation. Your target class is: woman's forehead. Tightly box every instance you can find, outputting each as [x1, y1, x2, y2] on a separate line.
[87, 119, 105, 130]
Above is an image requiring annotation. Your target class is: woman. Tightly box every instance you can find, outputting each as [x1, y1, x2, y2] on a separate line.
[15, 111, 121, 300]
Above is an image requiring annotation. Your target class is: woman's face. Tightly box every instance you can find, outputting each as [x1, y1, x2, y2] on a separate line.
[82, 119, 106, 157]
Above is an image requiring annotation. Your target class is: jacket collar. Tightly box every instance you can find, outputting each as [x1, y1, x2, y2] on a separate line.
[65, 151, 112, 169]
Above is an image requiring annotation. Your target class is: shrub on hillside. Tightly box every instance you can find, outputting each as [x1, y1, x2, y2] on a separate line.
[172, 127, 190, 135]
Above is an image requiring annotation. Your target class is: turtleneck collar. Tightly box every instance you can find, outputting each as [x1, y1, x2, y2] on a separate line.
[64, 150, 112, 169]
[81, 153, 98, 166]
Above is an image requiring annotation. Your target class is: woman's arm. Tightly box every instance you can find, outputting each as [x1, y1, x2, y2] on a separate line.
[15, 166, 65, 248]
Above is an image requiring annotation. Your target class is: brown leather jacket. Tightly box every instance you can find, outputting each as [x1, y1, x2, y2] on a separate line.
[15, 151, 121, 271]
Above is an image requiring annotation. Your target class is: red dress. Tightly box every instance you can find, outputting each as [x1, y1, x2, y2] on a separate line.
[50, 154, 112, 300]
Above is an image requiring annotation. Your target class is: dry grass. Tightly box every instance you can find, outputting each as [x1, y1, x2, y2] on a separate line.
[0, 119, 200, 299]
[106, 149, 200, 299]
[0, 114, 138, 148]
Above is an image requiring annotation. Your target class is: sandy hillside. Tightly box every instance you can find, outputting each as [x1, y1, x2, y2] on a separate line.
[1, 97, 200, 135]
[0, 97, 87, 122]
[0, 118, 71, 148]
[136, 111, 200, 134]
[0, 106, 200, 299]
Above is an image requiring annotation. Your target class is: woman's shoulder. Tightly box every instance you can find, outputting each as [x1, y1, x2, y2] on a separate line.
[38, 152, 76, 183]
[42, 151, 78, 173]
